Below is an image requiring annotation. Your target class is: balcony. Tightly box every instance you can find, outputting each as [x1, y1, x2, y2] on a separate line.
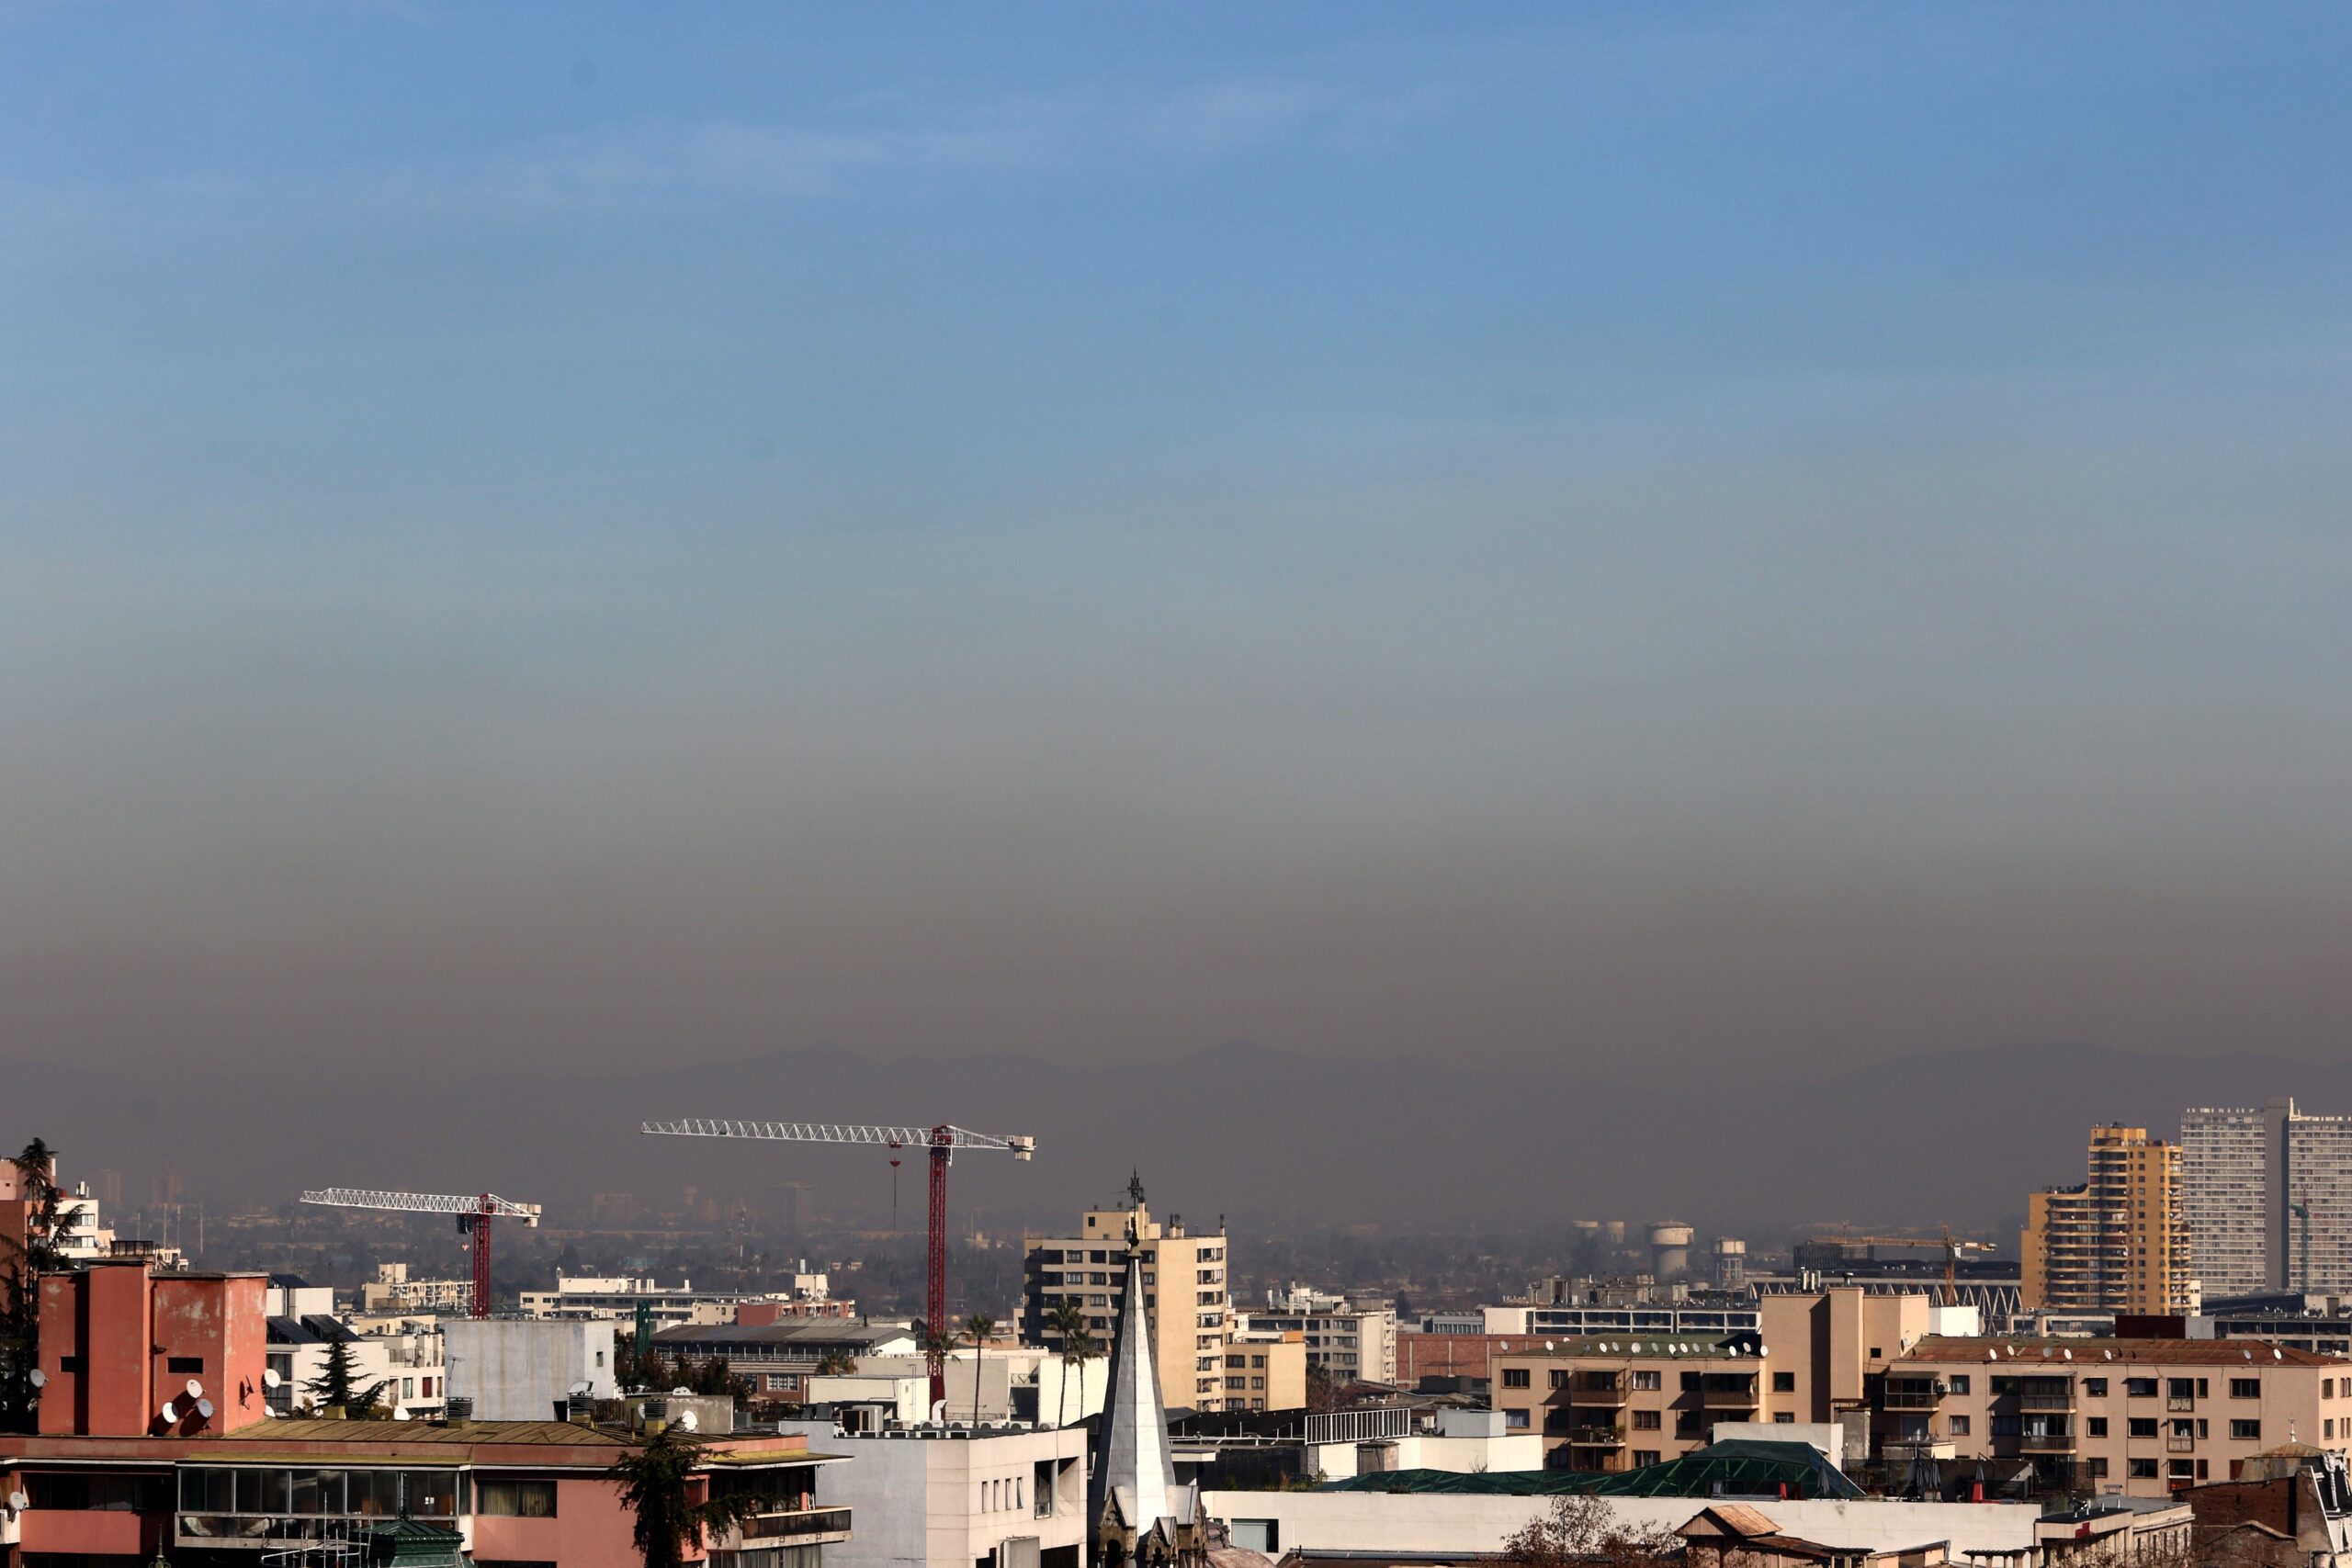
[726, 1507, 854, 1546]
[2017, 1429, 2075, 1454]
[1700, 1379, 1759, 1408]
[1884, 1382, 1944, 1411]
[2019, 1393, 2075, 1411]
[1564, 1425, 1627, 1448]
[2166, 1433, 2196, 1453]
[2166, 1396, 2197, 1413]
[177, 1514, 459, 1550]
[1567, 1376, 1630, 1406]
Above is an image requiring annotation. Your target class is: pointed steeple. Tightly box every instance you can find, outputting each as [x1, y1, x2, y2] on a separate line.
[1089, 1225, 1189, 1558]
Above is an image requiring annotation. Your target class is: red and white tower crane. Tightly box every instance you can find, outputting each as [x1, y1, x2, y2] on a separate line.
[300, 1188, 542, 1318]
[641, 1120, 1035, 1409]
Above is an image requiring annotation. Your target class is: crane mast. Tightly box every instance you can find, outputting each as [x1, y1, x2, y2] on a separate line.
[642, 1119, 1035, 1410]
[300, 1189, 541, 1318]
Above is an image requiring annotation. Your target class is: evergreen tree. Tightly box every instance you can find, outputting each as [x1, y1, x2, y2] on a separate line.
[304, 1337, 386, 1416]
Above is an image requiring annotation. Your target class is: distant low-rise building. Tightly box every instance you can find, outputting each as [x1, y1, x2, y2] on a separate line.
[1236, 1285, 1397, 1386]
[656, 1320, 920, 1406]
[520, 1273, 841, 1330]
[359, 1261, 472, 1315]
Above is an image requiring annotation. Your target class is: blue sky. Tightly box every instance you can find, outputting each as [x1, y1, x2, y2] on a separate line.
[4, 3, 2349, 1077]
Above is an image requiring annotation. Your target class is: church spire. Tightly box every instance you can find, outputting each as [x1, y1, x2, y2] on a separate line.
[1088, 1231, 1188, 1563]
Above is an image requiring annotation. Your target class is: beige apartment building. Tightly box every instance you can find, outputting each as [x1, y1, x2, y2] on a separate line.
[2023, 1124, 2194, 1314]
[1491, 1287, 1945, 1470]
[1887, 1337, 2352, 1497]
[1023, 1177, 1303, 1413]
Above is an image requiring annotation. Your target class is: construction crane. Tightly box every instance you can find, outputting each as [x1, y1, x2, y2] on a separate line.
[1795, 1224, 1993, 1306]
[642, 1120, 1035, 1409]
[300, 1189, 541, 1318]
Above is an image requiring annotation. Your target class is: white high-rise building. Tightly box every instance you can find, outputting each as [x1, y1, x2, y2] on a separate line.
[2184, 1098, 2352, 1298]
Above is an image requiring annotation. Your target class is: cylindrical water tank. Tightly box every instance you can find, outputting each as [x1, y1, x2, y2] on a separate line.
[1649, 1223, 1695, 1280]
[1713, 1236, 1748, 1291]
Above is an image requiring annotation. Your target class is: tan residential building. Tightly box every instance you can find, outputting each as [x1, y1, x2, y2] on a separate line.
[1490, 1287, 1951, 1471]
[1021, 1175, 1239, 1411]
[2023, 1124, 2194, 1314]
[1221, 1328, 1309, 1413]
[1884, 1337, 2352, 1497]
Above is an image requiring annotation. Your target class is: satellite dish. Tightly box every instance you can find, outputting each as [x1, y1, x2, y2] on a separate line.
[1544, 1340, 1555, 1351]
[672, 1386, 690, 1396]
[2064, 1349, 2074, 1360]
[571, 1381, 593, 1395]
[2276, 1348, 2285, 1361]
[1758, 1344, 1770, 1359]
[394, 1407, 413, 1422]
[186, 1379, 205, 1401]
[2103, 1349, 2114, 1360]
[678, 1410, 699, 1432]
[263, 1369, 281, 1389]
[2245, 1349, 2256, 1361]
[6, 1489, 27, 1511]
[27, 1369, 46, 1389]
[196, 1398, 215, 1419]
[161, 1401, 179, 1423]
[1986, 1349, 1997, 1361]
[262, 1407, 277, 1419]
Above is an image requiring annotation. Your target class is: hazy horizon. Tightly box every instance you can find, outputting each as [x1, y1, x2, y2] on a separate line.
[6, 4, 2351, 1087]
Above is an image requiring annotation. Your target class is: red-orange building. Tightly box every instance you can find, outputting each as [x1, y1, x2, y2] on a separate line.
[1, 1417, 848, 1568]
[36, 1261, 269, 1438]
[3, 1258, 854, 1568]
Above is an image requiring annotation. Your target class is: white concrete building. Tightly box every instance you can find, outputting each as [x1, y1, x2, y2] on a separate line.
[1302, 1409, 1544, 1482]
[1238, 1286, 1398, 1384]
[444, 1317, 618, 1421]
[1202, 1490, 2044, 1562]
[781, 1420, 1089, 1568]
[517, 1273, 825, 1330]
[262, 1276, 447, 1420]
[853, 1348, 1110, 1427]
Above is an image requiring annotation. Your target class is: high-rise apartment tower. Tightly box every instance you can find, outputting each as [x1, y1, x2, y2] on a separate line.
[2022, 1124, 2192, 1314]
[2183, 1099, 2352, 1298]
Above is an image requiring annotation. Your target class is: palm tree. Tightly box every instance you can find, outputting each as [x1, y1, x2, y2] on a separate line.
[1066, 1325, 1100, 1426]
[915, 1319, 959, 1418]
[2, 1141, 76, 1434]
[1046, 1303, 1086, 1427]
[963, 1314, 997, 1427]
[614, 1420, 761, 1568]
[815, 1347, 857, 1378]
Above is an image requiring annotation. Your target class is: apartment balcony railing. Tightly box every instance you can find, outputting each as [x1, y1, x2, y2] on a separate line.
[1884, 1385, 1944, 1411]
[2017, 1430, 2075, 1453]
[2166, 1433, 2197, 1452]
[741, 1508, 854, 1542]
[2166, 1396, 2197, 1412]
[1568, 1379, 1630, 1406]
[1700, 1382, 1759, 1407]
[2019, 1392, 2075, 1411]
[1565, 1426, 1627, 1447]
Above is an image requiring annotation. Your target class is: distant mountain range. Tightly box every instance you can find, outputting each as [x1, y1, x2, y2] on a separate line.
[5, 1040, 2343, 1246]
